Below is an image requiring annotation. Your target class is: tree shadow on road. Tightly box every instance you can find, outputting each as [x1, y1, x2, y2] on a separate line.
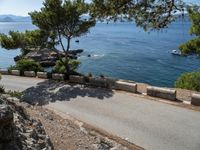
[21, 80, 114, 105]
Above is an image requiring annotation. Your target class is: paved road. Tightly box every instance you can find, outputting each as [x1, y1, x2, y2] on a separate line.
[1, 75, 200, 150]
[0, 75, 46, 91]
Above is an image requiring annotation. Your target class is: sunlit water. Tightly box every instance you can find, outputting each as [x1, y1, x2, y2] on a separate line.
[0, 20, 200, 87]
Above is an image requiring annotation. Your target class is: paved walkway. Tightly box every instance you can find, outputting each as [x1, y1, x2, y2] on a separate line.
[1, 75, 200, 150]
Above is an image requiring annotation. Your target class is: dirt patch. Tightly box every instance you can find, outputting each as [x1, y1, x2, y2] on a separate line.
[25, 105, 144, 150]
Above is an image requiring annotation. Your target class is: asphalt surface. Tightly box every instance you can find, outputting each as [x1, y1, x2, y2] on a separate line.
[1, 75, 200, 150]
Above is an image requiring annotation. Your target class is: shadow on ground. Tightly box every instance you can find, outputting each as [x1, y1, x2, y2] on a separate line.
[21, 80, 114, 105]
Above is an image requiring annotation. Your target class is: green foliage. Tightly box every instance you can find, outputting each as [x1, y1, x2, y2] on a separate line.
[9, 59, 44, 73]
[6, 90, 22, 99]
[30, 0, 96, 52]
[28, 0, 95, 75]
[0, 30, 57, 56]
[188, 5, 200, 36]
[53, 58, 80, 74]
[90, 0, 185, 30]
[179, 6, 200, 55]
[175, 71, 200, 92]
[179, 38, 200, 55]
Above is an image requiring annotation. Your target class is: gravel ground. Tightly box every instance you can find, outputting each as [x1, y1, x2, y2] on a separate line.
[25, 105, 143, 150]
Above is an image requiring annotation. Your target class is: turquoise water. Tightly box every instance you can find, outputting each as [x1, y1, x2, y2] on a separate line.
[0, 21, 200, 87]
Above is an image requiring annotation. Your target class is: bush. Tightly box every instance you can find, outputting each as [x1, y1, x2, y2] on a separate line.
[175, 71, 200, 92]
[8, 59, 44, 74]
[53, 58, 80, 74]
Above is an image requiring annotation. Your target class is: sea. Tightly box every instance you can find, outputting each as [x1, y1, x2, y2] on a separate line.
[0, 19, 200, 87]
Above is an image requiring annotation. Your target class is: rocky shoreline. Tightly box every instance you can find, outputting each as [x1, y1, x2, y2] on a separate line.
[14, 49, 84, 67]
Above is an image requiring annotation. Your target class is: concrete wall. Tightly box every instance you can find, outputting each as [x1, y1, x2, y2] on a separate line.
[69, 75, 85, 84]
[89, 78, 109, 88]
[147, 86, 176, 101]
[11, 70, 20, 76]
[37, 72, 49, 79]
[52, 74, 65, 81]
[0, 69, 9, 75]
[113, 81, 137, 93]
[191, 94, 200, 106]
[24, 71, 36, 77]
[2, 71, 200, 105]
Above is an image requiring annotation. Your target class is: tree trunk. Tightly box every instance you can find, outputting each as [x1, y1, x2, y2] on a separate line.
[64, 37, 71, 76]
[66, 37, 71, 52]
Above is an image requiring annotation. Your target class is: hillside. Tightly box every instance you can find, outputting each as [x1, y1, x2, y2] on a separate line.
[0, 15, 31, 22]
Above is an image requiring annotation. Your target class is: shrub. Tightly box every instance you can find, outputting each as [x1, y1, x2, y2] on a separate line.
[8, 59, 44, 74]
[53, 58, 80, 74]
[175, 71, 200, 92]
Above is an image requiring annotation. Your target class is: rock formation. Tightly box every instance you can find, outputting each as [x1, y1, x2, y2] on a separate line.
[0, 95, 53, 150]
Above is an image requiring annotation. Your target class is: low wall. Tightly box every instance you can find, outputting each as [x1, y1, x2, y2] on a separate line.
[69, 75, 85, 84]
[113, 81, 137, 93]
[0, 69, 9, 75]
[89, 78, 109, 88]
[191, 94, 200, 106]
[147, 86, 176, 101]
[37, 72, 49, 79]
[24, 71, 36, 77]
[52, 73, 65, 81]
[2, 71, 200, 106]
[11, 70, 20, 76]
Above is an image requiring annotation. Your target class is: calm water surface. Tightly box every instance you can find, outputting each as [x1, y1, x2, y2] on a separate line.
[0, 21, 200, 87]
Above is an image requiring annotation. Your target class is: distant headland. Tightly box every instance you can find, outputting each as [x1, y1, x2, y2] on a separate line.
[0, 15, 31, 22]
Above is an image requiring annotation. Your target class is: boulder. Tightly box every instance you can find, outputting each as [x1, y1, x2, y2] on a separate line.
[68, 49, 84, 55]
[0, 105, 14, 146]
